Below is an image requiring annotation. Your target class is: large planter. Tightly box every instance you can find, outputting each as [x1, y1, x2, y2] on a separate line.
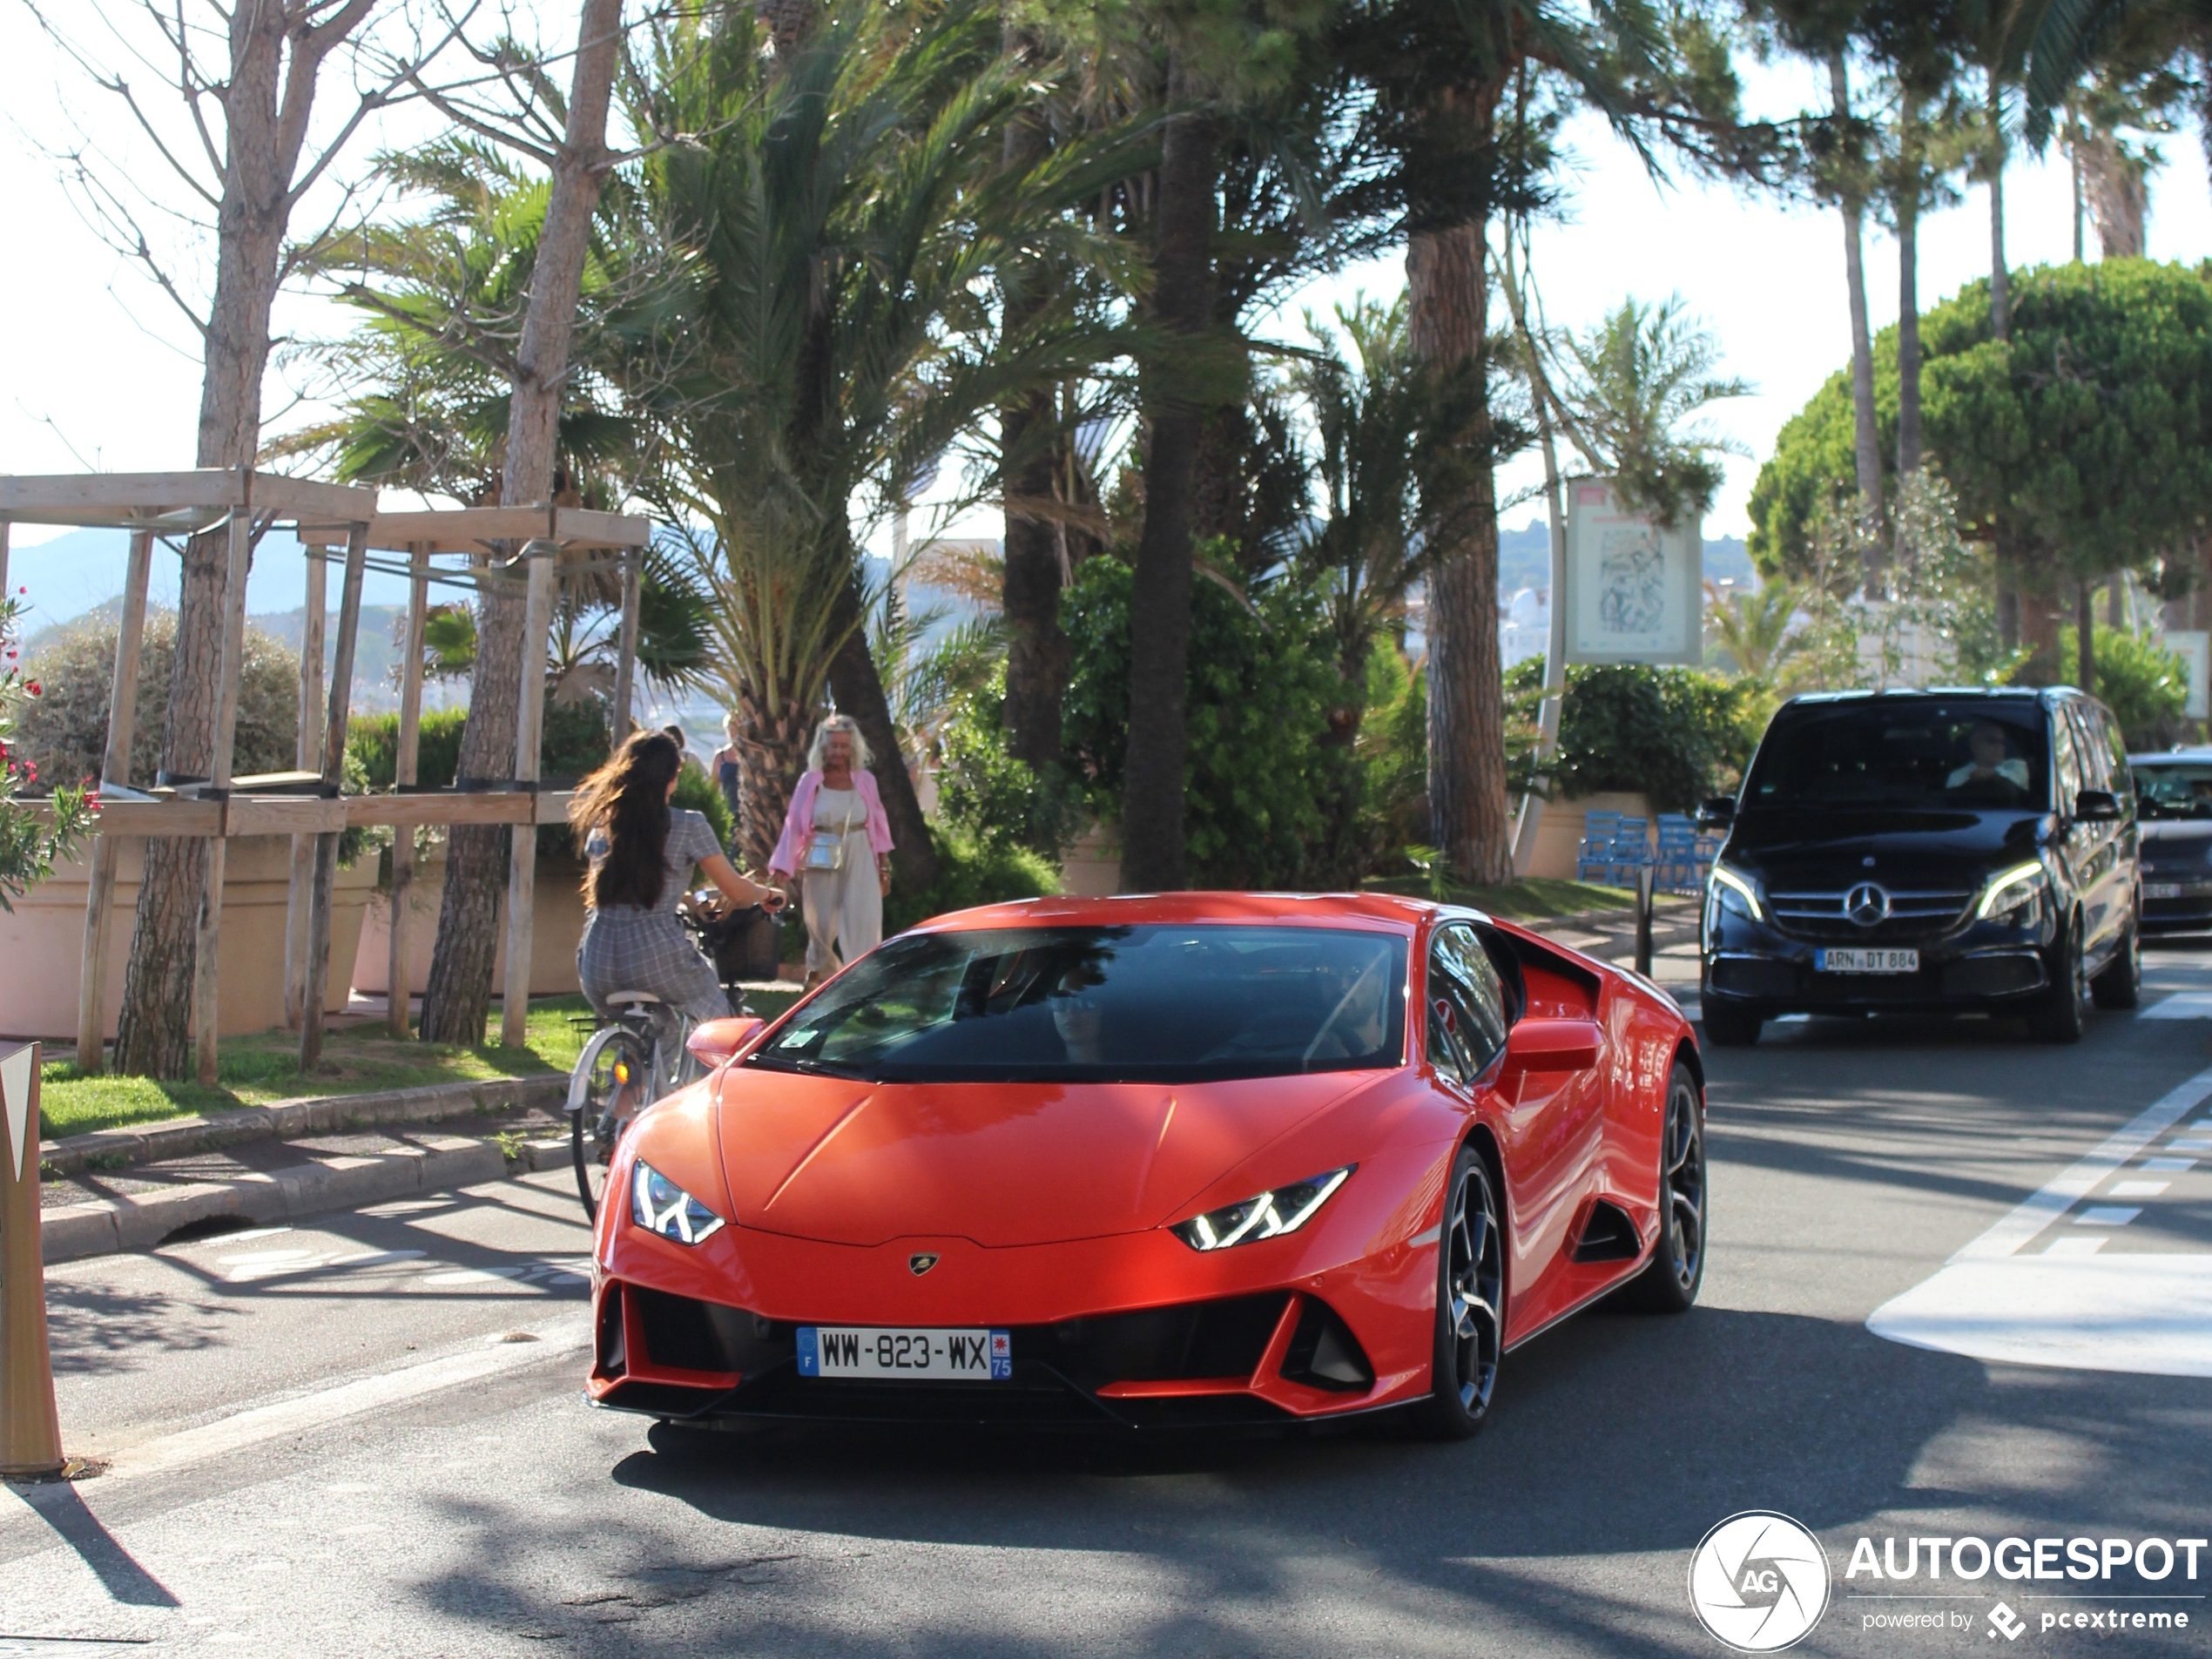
[351, 852, 586, 999]
[1520, 791, 1655, 882]
[0, 835, 377, 1042]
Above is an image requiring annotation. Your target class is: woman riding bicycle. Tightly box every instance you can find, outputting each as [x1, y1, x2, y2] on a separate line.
[570, 730, 785, 1029]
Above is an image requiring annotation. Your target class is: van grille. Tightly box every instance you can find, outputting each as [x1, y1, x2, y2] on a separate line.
[1767, 887, 1974, 941]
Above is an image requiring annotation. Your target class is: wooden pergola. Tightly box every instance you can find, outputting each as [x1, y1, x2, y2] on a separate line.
[293, 505, 650, 1049]
[0, 473, 651, 1079]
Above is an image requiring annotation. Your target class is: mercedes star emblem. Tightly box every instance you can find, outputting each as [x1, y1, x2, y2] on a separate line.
[1844, 882, 1891, 927]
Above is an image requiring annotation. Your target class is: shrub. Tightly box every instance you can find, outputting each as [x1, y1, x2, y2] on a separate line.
[672, 764, 734, 853]
[2060, 624, 2189, 749]
[1504, 658, 1758, 810]
[348, 706, 469, 790]
[1062, 556, 1341, 888]
[935, 664, 1085, 859]
[884, 825, 1059, 934]
[17, 611, 302, 791]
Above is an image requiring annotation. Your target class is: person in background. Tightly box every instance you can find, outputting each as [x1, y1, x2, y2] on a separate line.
[769, 713, 894, 988]
[570, 730, 784, 1029]
[662, 722, 706, 779]
[710, 711, 744, 833]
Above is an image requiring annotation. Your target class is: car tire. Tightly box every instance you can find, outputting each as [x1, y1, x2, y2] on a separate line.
[1701, 1001, 1761, 1047]
[2090, 908, 2141, 1011]
[1406, 1143, 1505, 1441]
[1619, 1064, 1706, 1314]
[2035, 912, 2088, 1043]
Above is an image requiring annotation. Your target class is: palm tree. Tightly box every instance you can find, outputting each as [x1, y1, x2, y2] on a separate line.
[1704, 579, 1803, 679]
[622, 0, 1135, 880]
[1553, 294, 1751, 529]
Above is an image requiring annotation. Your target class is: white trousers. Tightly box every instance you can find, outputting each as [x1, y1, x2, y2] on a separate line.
[801, 831, 881, 975]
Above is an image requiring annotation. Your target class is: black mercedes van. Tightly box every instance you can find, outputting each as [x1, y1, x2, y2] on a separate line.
[1697, 688, 2140, 1045]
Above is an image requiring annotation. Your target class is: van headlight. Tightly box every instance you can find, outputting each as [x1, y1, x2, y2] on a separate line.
[1708, 861, 1765, 923]
[1976, 860, 2047, 925]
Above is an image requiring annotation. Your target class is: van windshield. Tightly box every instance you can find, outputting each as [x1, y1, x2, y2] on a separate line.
[746, 924, 1407, 1083]
[1743, 704, 2050, 812]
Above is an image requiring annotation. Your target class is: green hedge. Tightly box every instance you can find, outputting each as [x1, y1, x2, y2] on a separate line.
[1505, 659, 1758, 810]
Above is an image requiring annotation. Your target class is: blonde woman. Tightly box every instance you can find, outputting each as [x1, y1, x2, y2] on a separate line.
[769, 713, 895, 987]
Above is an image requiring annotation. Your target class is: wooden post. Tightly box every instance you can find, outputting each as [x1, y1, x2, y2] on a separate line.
[283, 548, 329, 1028]
[611, 548, 640, 744]
[387, 543, 430, 1036]
[0, 1042, 64, 1478]
[300, 524, 368, 1070]
[0, 521, 9, 610]
[194, 487, 256, 1086]
[501, 540, 557, 1049]
[74, 529, 156, 1072]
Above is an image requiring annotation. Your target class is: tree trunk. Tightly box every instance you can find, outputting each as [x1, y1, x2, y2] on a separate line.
[997, 80, 1067, 772]
[2077, 122, 2148, 258]
[1410, 219, 1512, 887]
[1896, 100, 1923, 479]
[2020, 586, 2061, 684]
[2107, 572, 2126, 629]
[2078, 579, 2096, 693]
[1120, 54, 1217, 894]
[732, 687, 813, 884]
[826, 572, 940, 895]
[421, 0, 624, 1046]
[115, 3, 363, 1077]
[1830, 51, 1885, 600]
[1988, 73, 2011, 340]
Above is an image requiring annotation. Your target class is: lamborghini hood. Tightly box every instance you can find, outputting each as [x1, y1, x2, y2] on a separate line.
[710, 1067, 1378, 1247]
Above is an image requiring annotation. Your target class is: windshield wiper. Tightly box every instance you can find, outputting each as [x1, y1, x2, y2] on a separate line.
[745, 1052, 873, 1081]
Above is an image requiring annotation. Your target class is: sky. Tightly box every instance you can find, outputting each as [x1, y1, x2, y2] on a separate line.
[3, 10, 2207, 630]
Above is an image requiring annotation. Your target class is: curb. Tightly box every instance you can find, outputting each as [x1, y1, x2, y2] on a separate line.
[39, 1133, 577, 1267]
[39, 1074, 568, 1178]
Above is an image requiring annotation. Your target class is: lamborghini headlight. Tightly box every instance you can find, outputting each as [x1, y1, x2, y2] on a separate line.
[631, 1161, 725, 1246]
[1171, 1166, 1354, 1251]
[1708, 861, 1765, 923]
[1976, 860, 2048, 924]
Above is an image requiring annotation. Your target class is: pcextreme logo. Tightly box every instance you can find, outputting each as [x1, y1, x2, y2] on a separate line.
[1689, 1511, 1833, 1653]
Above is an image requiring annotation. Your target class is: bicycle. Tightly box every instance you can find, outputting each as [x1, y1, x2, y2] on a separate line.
[567, 897, 767, 1221]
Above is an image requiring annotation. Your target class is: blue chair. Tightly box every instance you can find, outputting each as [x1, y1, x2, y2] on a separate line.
[1609, 816, 1653, 887]
[1655, 813, 1702, 894]
[1576, 811, 1624, 883]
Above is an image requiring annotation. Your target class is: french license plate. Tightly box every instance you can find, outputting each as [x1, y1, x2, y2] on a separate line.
[1817, 948, 1919, 974]
[797, 1325, 1011, 1380]
[2145, 882, 2186, 900]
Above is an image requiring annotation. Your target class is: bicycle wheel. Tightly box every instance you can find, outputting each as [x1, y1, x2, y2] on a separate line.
[570, 1024, 655, 1223]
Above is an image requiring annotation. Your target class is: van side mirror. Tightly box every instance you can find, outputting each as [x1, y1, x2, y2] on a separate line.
[2073, 789, 2121, 823]
[1695, 797, 1736, 832]
[687, 1015, 766, 1069]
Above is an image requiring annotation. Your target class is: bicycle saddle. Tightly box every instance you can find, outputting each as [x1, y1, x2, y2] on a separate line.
[605, 990, 664, 1007]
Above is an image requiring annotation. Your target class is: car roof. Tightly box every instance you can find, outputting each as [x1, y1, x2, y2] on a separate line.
[909, 889, 1436, 934]
[2128, 747, 2212, 765]
[1783, 686, 2063, 707]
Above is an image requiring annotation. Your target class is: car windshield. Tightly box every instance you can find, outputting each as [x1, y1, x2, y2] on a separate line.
[2133, 763, 2212, 819]
[747, 924, 1408, 1084]
[1743, 703, 2050, 812]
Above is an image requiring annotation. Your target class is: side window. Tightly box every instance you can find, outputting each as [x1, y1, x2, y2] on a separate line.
[2069, 706, 2113, 793]
[1432, 925, 1509, 1078]
[2099, 708, 2134, 818]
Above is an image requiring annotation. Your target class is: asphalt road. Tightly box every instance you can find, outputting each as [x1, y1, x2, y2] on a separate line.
[6, 947, 2212, 1657]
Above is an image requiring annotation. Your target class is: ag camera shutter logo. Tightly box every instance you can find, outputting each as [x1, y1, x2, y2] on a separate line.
[1689, 1511, 1832, 1651]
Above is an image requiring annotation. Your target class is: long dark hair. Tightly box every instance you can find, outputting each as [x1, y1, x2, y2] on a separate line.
[570, 731, 683, 909]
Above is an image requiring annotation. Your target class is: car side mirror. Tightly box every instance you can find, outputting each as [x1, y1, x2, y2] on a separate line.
[2073, 788, 2121, 822]
[687, 1015, 766, 1069]
[1506, 1017, 1602, 1074]
[1695, 796, 1736, 832]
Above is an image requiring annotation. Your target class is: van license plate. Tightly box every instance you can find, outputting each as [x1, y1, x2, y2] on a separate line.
[1817, 948, 1919, 974]
[2144, 883, 2185, 900]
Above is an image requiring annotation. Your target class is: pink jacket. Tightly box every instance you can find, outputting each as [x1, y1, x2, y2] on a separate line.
[769, 767, 896, 876]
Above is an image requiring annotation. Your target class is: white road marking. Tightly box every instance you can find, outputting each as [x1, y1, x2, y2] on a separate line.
[2111, 1181, 2172, 1198]
[219, 1249, 314, 1266]
[97, 1312, 589, 1482]
[1868, 1062, 2212, 1377]
[2142, 993, 2212, 1019]
[2143, 1157, 2198, 1172]
[2076, 1206, 2142, 1225]
[2171, 1139, 2212, 1154]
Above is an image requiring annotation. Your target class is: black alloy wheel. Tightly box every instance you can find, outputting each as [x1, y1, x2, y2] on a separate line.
[2036, 911, 2089, 1043]
[1622, 1063, 1707, 1312]
[1700, 1000, 1761, 1047]
[1409, 1144, 1506, 1440]
[2090, 905, 2142, 1010]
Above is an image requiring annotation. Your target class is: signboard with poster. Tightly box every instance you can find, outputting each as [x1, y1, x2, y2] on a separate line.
[1562, 479, 1703, 665]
